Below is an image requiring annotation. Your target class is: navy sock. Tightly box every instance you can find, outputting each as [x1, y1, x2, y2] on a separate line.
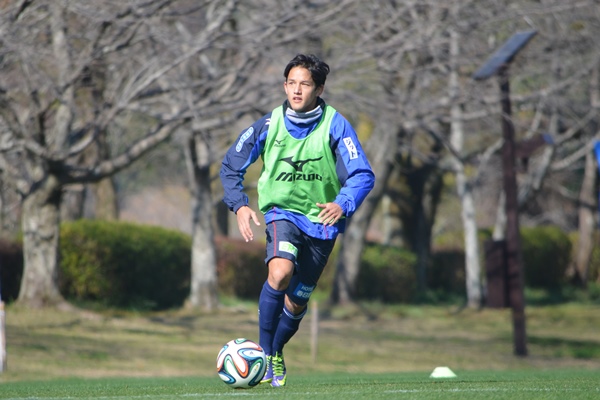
[258, 281, 285, 356]
[272, 305, 307, 355]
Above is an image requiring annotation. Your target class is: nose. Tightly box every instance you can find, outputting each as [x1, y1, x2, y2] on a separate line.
[293, 83, 301, 94]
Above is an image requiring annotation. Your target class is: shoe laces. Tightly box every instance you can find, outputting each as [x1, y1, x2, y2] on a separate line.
[272, 352, 285, 376]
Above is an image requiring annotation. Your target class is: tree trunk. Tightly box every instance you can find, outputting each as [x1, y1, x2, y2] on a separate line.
[17, 174, 65, 308]
[461, 191, 482, 307]
[215, 201, 229, 237]
[449, 28, 482, 308]
[380, 194, 403, 246]
[185, 131, 219, 310]
[574, 148, 597, 286]
[92, 127, 119, 221]
[399, 161, 443, 292]
[93, 178, 119, 220]
[330, 170, 389, 304]
[60, 184, 85, 221]
[330, 122, 396, 304]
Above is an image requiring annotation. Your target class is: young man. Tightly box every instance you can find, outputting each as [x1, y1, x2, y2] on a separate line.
[220, 54, 375, 387]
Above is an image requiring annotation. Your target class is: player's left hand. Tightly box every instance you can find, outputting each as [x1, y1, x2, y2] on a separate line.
[316, 202, 343, 226]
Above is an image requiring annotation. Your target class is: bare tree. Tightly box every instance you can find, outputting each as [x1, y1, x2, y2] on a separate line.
[0, 0, 240, 307]
[327, 0, 600, 304]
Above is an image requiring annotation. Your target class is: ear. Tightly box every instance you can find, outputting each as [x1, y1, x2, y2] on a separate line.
[316, 85, 324, 96]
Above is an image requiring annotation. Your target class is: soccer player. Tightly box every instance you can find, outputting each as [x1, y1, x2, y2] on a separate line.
[220, 54, 375, 387]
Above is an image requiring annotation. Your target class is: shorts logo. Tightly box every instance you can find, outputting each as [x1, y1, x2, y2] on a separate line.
[278, 241, 298, 257]
[343, 137, 358, 159]
[293, 283, 315, 299]
[236, 127, 254, 152]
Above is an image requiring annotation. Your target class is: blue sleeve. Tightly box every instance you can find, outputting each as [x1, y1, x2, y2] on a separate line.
[220, 114, 270, 213]
[329, 112, 375, 217]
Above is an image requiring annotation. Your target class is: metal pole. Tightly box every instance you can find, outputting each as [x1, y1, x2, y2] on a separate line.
[311, 301, 318, 364]
[498, 67, 528, 356]
[0, 301, 6, 372]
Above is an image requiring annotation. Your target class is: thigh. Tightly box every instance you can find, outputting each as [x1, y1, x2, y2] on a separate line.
[286, 236, 336, 306]
[265, 220, 303, 265]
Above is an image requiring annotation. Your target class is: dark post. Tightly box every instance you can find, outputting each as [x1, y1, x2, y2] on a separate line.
[473, 30, 537, 357]
[498, 66, 527, 356]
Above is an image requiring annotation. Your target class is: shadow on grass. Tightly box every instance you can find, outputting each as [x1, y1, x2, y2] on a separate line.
[528, 336, 600, 359]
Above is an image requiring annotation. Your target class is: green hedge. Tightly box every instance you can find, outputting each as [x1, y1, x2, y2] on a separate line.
[60, 220, 191, 310]
[0, 237, 23, 302]
[429, 249, 466, 295]
[521, 226, 571, 288]
[215, 236, 266, 299]
[569, 231, 600, 283]
[431, 226, 573, 292]
[356, 243, 417, 303]
[0, 221, 592, 307]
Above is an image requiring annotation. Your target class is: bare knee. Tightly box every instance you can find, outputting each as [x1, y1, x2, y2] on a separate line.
[267, 257, 294, 291]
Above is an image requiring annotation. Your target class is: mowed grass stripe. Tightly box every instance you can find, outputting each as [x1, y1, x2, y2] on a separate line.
[0, 370, 598, 400]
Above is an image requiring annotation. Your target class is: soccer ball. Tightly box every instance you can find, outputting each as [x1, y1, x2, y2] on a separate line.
[216, 338, 266, 389]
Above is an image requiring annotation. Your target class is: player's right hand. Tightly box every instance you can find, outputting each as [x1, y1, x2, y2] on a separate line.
[236, 205, 261, 242]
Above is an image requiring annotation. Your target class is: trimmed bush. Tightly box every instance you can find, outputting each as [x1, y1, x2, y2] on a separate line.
[434, 226, 573, 290]
[60, 220, 191, 310]
[588, 238, 600, 283]
[521, 226, 571, 288]
[429, 249, 466, 295]
[0, 238, 23, 302]
[215, 236, 266, 299]
[1, 220, 582, 308]
[356, 243, 417, 303]
[569, 231, 600, 284]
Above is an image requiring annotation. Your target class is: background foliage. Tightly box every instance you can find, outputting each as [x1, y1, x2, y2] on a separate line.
[60, 220, 192, 310]
[2, 221, 598, 308]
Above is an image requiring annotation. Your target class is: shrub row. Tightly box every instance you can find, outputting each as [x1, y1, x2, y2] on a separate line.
[60, 220, 192, 310]
[0, 221, 267, 309]
[215, 235, 266, 299]
[0, 221, 596, 307]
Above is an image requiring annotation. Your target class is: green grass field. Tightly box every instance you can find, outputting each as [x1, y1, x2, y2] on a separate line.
[0, 370, 598, 399]
[0, 301, 598, 399]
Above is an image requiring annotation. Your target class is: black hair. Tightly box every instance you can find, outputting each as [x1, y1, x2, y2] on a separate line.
[283, 54, 330, 87]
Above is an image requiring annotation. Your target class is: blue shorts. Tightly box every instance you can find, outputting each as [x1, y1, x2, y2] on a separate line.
[265, 220, 336, 306]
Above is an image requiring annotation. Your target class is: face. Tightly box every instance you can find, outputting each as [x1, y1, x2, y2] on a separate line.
[284, 66, 323, 113]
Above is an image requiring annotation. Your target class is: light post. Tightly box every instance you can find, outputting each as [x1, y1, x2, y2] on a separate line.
[473, 30, 537, 356]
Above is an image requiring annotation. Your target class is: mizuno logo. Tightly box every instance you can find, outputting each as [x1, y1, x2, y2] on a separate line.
[279, 156, 323, 172]
[275, 172, 322, 182]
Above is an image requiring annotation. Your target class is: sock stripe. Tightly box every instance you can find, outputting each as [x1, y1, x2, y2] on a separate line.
[283, 305, 307, 320]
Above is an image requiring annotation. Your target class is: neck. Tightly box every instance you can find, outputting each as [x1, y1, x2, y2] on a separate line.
[285, 103, 323, 125]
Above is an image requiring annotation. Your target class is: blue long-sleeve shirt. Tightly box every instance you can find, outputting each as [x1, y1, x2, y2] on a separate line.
[220, 100, 375, 240]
